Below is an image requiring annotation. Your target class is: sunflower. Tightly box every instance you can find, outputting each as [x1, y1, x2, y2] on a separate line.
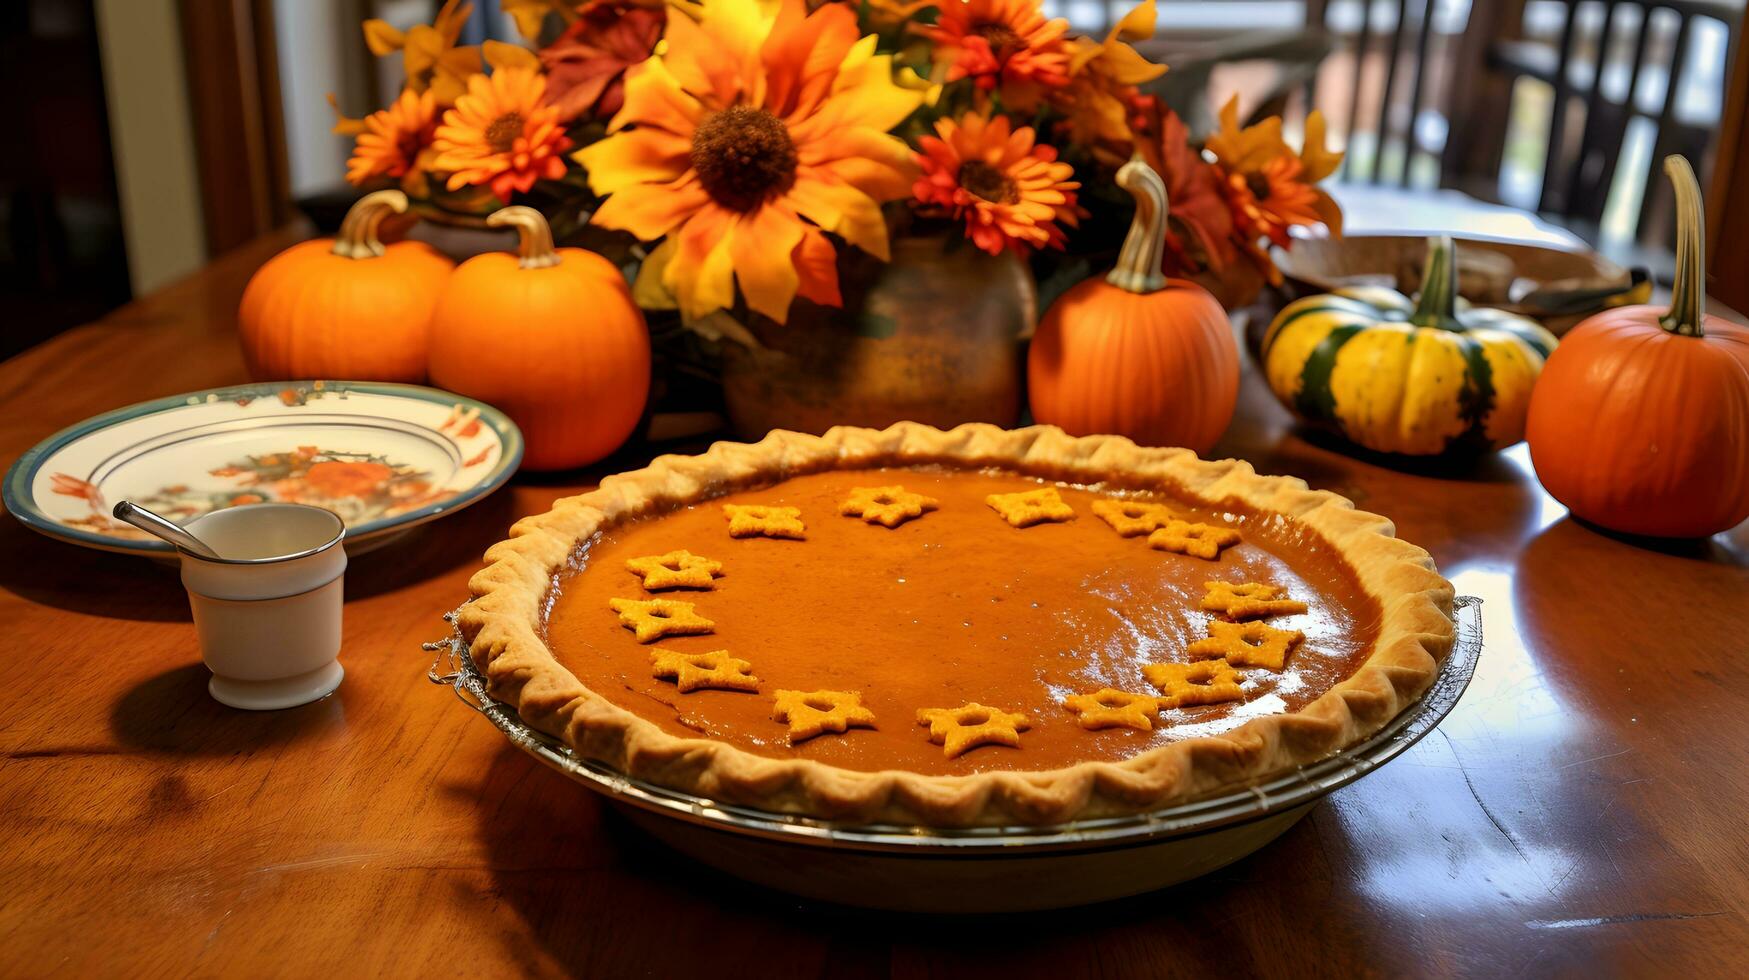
[432, 68, 574, 203]
[345, 88, 438, 187]
[574, 0, 923, 323]
[912, 113, 1081, 256]
[917, 0, 1071, 109]
[362, 0, 481, 106]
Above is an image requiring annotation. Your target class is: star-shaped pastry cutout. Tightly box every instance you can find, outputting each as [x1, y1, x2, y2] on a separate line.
[1143, 660, 1246, 708]
[1063, 688, 1161, 731]
[771, 689, 878, 743]
[985, 487, 1075, 527]
[1090, 499, 1179, 537]
[916, 702, 1030, 758]
[1200, 580, 1307, 620]
[1186, 620, 1304, 671]
[839, 485, 940, 528]
[608, 597, 715, 643]
[650, 649, 759, 693]
[723, 504, 806, 540]
[625, 550, 725, 591]
[1148, 519, 1242, 560]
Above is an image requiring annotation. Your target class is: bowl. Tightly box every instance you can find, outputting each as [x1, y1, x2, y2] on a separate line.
[429, 597, 1481, 912]
[1273, 235, 1644, 336]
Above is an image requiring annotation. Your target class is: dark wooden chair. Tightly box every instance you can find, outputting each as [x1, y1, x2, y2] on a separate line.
[1303, 0, 1473, 185]
[1291, 0, 1740, 269]
[1477, 0, 1742, 249]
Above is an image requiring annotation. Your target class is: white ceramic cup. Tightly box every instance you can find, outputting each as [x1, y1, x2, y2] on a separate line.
[178, 503, 347, 710]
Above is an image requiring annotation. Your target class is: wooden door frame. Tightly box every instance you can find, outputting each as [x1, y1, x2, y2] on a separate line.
[179, 0, 291, 256]
[1710, 27, 1748, 314]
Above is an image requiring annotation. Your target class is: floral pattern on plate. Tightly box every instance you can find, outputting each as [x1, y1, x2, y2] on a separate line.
[51, 446, 473, 540]
[5, 381, 522, 556]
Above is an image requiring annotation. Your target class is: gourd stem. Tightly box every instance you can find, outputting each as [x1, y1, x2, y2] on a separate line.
[487, 206, 563, 270]
[1106, 156, 1168, 294]
[331, 189, 408, 260]
[1658, 155, 1706, 338]
[1410, 235, 1461, 329]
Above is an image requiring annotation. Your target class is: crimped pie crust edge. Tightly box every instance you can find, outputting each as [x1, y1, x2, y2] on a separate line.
[457, 423, 1456, 827]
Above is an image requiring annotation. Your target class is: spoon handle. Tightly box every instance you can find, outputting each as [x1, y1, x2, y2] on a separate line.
[112, 501, 223, 559]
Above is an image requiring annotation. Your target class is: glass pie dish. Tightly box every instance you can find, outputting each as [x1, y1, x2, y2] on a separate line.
[429, 596, 1481, 913]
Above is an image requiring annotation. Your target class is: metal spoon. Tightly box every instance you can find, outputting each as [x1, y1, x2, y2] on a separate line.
[112, 500, 222, 559]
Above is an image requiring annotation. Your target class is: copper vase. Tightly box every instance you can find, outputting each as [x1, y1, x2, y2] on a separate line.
[719, 235, 1035, 439]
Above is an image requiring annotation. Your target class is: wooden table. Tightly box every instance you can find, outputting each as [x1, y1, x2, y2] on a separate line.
[2, 230, 1746, 977]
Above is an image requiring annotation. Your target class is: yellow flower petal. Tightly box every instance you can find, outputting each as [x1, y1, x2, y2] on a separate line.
[502, 0, 574, 41]
[1112, 0, 1157, 42]
[1102, 40, 1167, 85]
[327, 93, 369, 136]
[483, 40, 539, 72]
[633, 238, 681, 310]
[590, 174, 712, 240]
[791, 226, 840, 308]
[402, 24, 446, 76]
[434, 0, 472, 46]
[609, 59, 705, 136]
[728, 205, 805, 322]
[669, 206, 739, 320]
[362, 19, 405, 56]
[662, 0, 770, 108]
[760, 0, 858, 119]
[1207, 95, 1290, 174]
[784, 172, 890, 260]
[1301, 110, 1344, 183]
[801, 128, 916, 201]
[574, 128, 691, 194]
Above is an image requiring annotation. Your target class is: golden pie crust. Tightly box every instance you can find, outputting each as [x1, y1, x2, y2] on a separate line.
[457, 423, 1455, 827]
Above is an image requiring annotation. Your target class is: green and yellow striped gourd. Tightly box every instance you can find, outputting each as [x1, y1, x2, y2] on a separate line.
[1260, 236, 1559, 456]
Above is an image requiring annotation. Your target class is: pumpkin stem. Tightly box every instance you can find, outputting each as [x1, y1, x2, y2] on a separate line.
[332, 190, 408, 259]
[1658, 155, 1706, 338]
[1106, 156, 1169, 294]
[487, 206, 563, 270]
[1410, 235, 1462, 329]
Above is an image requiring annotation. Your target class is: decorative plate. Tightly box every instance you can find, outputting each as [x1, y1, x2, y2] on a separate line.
[3, 381, 523, 557]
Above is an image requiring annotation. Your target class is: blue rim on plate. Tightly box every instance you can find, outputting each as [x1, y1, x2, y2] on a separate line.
[2, 380, 524, 556]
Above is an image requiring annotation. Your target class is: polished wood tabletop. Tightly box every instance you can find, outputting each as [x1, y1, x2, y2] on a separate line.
[2, 230, 1746, 978]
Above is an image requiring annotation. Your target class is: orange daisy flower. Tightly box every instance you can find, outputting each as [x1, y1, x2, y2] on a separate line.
[433, 68, 574, 203]
[912, 113, 1081, 256]
[1221, 156, 1324, 249]
[345, 88, 438, 186]
[918, 0, 1071, 109]
[1205, 95, 1344, 249]
[573, 0, 923, 323]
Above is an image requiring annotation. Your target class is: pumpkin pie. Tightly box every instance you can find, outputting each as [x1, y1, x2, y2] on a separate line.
[457, 423, 1454, 827]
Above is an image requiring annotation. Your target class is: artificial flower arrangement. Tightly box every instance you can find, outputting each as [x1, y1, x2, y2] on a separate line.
[331, 0, 1344, 327]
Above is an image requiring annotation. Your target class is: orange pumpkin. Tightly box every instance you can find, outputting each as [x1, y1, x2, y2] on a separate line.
[1525, 156, 1749, 537]
[1028, 158, 1239, 453]
[239, 190, 453, 382]
[428, 206, 650, 471]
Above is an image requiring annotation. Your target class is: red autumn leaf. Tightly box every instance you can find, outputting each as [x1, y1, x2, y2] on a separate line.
[539, 4, 664, 122]
[1133, 96, 1236, 274]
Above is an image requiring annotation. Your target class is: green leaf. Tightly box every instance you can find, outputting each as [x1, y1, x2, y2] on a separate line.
[855, 312, 898, 339]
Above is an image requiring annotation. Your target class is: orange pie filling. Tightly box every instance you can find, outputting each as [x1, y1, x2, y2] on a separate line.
[542, 466, 1383, 777]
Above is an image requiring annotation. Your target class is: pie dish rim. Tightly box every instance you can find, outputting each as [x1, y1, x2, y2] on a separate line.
[456, 422, 1456, 827]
